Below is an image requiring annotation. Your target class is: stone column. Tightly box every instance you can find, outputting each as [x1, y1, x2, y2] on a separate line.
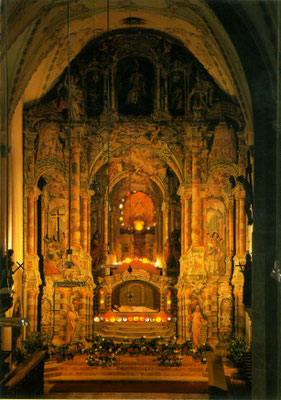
[177, 185, 192, 255]
[238, 194, 247, 256]
[227, 198, 235, 257]
[26, 190, 37, 255]
[71, 141, 81, 248]
[104, 200, 109, 248]
[235, 197, 240, 255]
[191, 147, 202, 246]
[170, 202, 176, 233]
[202, 194, 207, 245]
[27, 289, 38, 331]
[81, 191, 89, 253]
[162, 201, 169, 248]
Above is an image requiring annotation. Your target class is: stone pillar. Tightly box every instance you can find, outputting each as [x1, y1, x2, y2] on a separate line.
[162, 201, 169, 248]
[104, 200, 109, 248]
[202, 195, 207, 245]
[238, 194, 247, 256]
[235, 197, 240, 255]
[60, 289, 69, 340]
[191, 147, 202, 246]
[81, 191, 89, 253]
[177, 185, 192, 255]
[71, 141, 81, 248]
[27, 289, 39, 331]
[227, 199, 235, 257]
[170, 202, 176, 233]
[177, 295, 183, 340]
[26, 190, 37, 255]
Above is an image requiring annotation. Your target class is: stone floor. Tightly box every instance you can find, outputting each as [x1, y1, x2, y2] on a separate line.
[45, 392, 209, 399]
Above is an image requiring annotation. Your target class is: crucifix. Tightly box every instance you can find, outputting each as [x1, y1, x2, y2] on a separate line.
[50, 208, 64, 242]
[127, 290, 133, 303]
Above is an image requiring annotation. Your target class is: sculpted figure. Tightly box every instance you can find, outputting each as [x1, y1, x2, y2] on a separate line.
[189, 305, 207, 347]
[65, 297, 82, 343]
[205, 232, 224, 274]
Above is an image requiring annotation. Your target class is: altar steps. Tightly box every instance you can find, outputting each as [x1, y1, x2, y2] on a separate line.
[93, 322, 176, 340]
[44, 355, 208, 394]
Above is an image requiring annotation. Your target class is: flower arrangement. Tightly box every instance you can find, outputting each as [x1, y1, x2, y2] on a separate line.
[86, 353, 117, 367]
[49, 344, 76, 363]
[227, 336, 249, 367]
[12, 331, 50, 365]
[84, 335, 212, 367]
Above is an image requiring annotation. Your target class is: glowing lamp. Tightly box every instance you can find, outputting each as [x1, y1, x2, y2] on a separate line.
[105, 318, 109, 322]
[110, 317, 116, 322]
[145, 317, 150, 322]
[122, 317, 127, 322]
[94, 317, 100, 322]
[134, 220, 144, 231]
[100, 289, 105, 294]
[125, 257, 131, 264]
[100, 300, 104, 304]
[100, 317, 104, 321]
[150, 318, 155, 323]
[117, 317, 122, 322]
[133, 316, 139, 322]
[128, 316, 133, 322]
[140, 316, 145, 322]
[119, 204, 123, 209]
[156, 317, 162, 323]
[142, 258, 148, 264]
[167, 300, 171, 305]
[119, 216, 123, 221]
[167, 317, 171, 321]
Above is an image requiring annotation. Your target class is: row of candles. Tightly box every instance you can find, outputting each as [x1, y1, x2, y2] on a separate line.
[94, 316, 177, 323]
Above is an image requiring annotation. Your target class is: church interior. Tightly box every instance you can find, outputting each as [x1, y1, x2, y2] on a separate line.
[0, 1, 280, 399]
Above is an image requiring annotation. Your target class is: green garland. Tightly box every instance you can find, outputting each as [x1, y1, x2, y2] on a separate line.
[12, 332, 212, 368]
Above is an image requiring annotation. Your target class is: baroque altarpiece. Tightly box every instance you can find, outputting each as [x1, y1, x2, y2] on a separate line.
[23, 29, 250, 346]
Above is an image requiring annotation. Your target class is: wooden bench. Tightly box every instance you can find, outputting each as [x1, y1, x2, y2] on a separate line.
[207, 351, 228, 398]
[1, 350, 47, 399]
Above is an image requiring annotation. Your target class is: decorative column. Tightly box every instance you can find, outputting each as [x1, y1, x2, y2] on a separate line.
[26, 189, 37, 255]
[238, 193, 247, 256]
[169, 201, 176, 233]
[201, 194, 207, 245]
[70, 140, 81, 248]
[191, 145, 202, 246]
[81, 190, 90, 253]
[177, 185, 192, 256]
[161, 201, 169, 248]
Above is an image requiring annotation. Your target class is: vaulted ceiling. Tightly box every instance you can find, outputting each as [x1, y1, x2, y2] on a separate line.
[6, 0, 277, 133]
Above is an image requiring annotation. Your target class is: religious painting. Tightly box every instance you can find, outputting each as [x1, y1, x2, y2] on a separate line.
[85, 69, 104, 117]
[168, 70, 185, 115]
[115, 57, 154, 116]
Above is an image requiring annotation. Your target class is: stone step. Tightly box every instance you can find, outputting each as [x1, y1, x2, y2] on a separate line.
[44, 355, 207, 381]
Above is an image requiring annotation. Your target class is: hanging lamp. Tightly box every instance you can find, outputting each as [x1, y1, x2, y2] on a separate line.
[64, 0, 74, 270]
[101, 0, 118, 273]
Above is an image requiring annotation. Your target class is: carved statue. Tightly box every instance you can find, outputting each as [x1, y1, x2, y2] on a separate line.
[220, 298, 232, 328]
[205, 232, 224, 274]
[57, 73, 84, 120]
[36, 121, 63, 161]
[189, 304, 207, 347]
[209, 121, 237, 163]
[238, 253, 252, 308]
[165, 229, 181, 275]
[237, 175, 254, 225]
[65, 296, 82, 343]
[90, 231, 105, 270]
[125, 61, 146, 106]
[189, 72, 214, 111]
[0, 249, 15, 290]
